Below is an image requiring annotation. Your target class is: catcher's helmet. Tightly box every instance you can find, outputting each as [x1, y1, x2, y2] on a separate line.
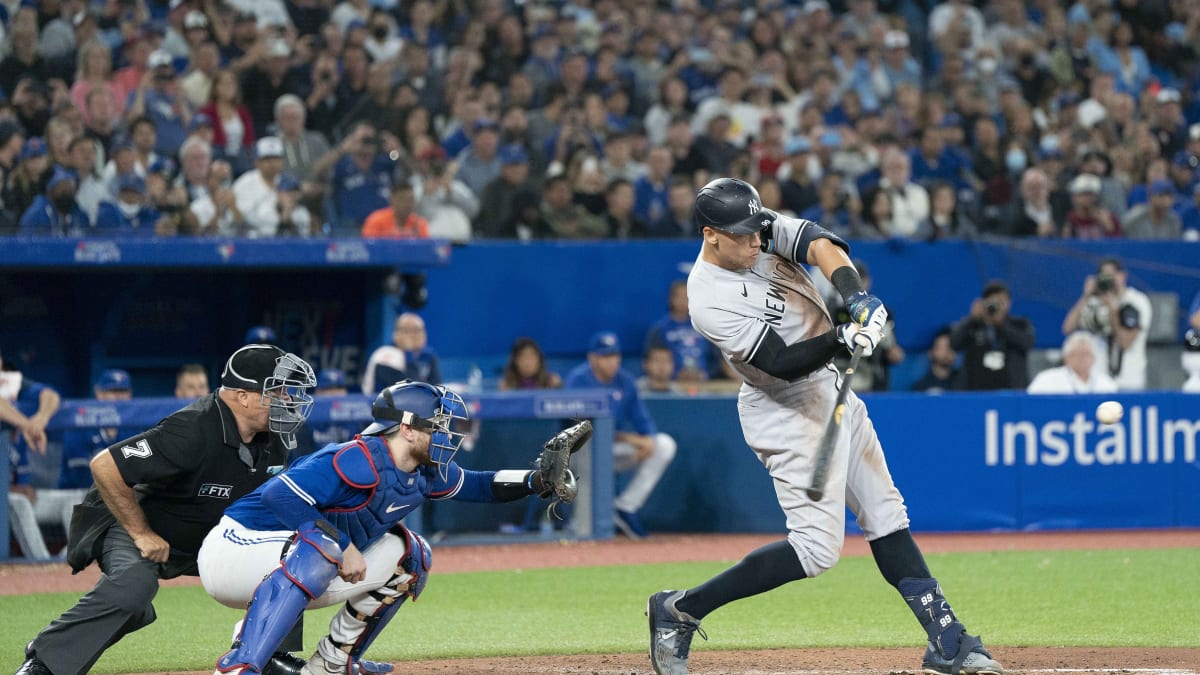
[364, 380, 469, 480]
[221, 345, 316, 450]
[693, 177, 777, 235]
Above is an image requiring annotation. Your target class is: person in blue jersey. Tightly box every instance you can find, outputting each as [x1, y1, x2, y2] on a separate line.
[198, 380, 591, 675]
[644, 279, 726, 383]
[564, 332, 676, 539]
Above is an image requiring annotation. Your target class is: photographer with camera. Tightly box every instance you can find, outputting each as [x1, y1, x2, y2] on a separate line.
[949, 280, 1035, 390]
[1061, 257, 1152, 390]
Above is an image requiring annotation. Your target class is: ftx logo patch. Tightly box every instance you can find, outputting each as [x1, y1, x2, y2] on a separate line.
[198, 483, 233, 499]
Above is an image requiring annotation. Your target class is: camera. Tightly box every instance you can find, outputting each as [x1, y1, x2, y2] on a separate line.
[1094, 275, 1115, 294]
[985, 301, 1000, 316]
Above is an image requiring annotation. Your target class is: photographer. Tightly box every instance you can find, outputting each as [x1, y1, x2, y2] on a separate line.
[949, 281, 1035, 390]
[1061, 257, 1152, 390]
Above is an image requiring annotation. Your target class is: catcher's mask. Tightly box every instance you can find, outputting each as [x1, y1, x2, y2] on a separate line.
[222, 345, 317, 450]
[363, 380, 469, 480]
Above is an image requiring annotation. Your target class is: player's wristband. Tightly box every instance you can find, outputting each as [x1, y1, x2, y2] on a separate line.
[830, 266, 866, 304]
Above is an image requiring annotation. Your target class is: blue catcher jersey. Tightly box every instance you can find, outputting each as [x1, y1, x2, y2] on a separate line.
[224, 435, 465, 551]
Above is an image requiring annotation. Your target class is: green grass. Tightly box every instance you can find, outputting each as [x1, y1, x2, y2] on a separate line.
[1, 547, 1196, 673]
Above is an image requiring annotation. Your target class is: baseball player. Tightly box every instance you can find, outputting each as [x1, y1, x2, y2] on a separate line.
[15, 345, 317, 675]
[198, 380, 590, 675]
[646, 178, 1002, 675]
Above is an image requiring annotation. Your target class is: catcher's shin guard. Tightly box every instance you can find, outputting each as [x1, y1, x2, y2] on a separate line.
[217, 521, 343, 673]
[317, 525, 431, 672]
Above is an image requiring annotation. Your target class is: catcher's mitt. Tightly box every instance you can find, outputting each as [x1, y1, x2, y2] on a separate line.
[534, 420, 592, 512]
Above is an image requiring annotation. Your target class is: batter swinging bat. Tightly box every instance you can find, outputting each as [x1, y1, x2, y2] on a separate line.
[806, 344, 865, 502]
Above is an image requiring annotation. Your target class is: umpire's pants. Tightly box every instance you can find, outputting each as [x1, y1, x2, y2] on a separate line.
[29, 524, 160, 675]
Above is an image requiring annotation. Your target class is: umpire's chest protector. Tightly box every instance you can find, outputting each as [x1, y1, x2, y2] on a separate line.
[324, 438, 430, 550]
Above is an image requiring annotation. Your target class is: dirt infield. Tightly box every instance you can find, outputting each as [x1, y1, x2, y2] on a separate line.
[3, 529, 1198, 674]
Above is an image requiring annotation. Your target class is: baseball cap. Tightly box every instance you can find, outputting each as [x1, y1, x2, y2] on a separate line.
[184, 10, 208, 29]
[221, 344, 286, 390]
[499, 144, 529, 165]
[266, 38, 291, 58]
[244, 325, 277, 344]
[148, 49, 173, 70]
[316, 368, 347, 389]
[1156, 88, 1182, 104]
[256, 136, 284, 159]
[1068, 173, 1101, 195]
[20, 137, 46, 160]
[883, 30, 910, 49]
[803, 0, 830, 14]
[1149, 179, 1174, 196]
[276, 173, 301, 191]
[110, 133, 134, 152]
[1172, 150, 1196, 168]
[47, 167, 78, 190]
[472, 118, 500, 134]
[148, 156, 177, 178]
[785, 136, 812, 155]
[588, 331, 621, 356]
[117, 173, 146, 194]
[95, 369, 132, 392]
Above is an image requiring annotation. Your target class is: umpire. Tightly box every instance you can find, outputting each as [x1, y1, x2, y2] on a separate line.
[15, 345, 317, 675]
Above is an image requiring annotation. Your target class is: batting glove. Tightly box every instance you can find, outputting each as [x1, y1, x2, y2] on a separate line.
[847, 291, 887, 328]
[836, 322, 881, 357]
[759, 222, 775, 254]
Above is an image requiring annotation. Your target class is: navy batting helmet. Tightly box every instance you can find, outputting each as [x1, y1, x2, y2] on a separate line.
[363, 380, 469, 480]
[693, 177, 776, 235]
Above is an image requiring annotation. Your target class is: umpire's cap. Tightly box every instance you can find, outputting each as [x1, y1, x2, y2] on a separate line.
[221, 344, 286, 390]
[693, 177, 776, 235]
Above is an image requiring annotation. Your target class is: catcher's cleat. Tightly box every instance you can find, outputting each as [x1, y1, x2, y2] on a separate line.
[921, 633, 1004, 675]
[647, 590, 705, 675]
[300, 651, 393, 675]
[263, 652, 307, 675]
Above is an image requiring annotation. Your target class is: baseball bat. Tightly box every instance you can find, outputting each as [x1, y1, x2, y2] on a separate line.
[805, 344, 865, 502]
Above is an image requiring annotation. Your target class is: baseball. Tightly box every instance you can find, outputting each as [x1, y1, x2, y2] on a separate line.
[1096, 401, 1124, 425]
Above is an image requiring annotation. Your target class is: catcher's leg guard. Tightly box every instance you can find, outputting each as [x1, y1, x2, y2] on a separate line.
[217, 521, 343, 674]
[308, 525, 431, 674]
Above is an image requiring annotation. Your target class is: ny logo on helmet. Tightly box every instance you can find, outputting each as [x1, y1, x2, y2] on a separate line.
[747, 199, 760, 215]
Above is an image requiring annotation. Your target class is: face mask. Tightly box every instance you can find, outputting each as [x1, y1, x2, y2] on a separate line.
[1005, 149, 1027, 173]
[118, 201, 143, 218]
[978, 57, 997, 75]
[51, 193, 76, 212]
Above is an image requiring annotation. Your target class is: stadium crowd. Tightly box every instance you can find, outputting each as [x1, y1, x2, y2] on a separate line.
[0, 0, 1198, 241]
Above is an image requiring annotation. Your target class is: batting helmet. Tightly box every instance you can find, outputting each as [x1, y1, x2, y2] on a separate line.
[693, 177, 777, 235]
[363, 380, 469, 480]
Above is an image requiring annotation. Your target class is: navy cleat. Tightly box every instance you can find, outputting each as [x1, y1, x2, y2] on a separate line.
[646, 590, 705, 675]
[922, 632, 1004, 675]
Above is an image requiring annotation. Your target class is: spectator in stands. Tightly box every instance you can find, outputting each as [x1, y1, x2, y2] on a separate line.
[5, 137, 51, 224]
[19, 167, 90, 236]
[1063, 174, 1121, 239]
[665, 115, 708, 186]
[69, 136, 106, 225]
[600, 132, 647, 184]
[477, 144, 540, 239]
[635, 146, 674, 235]
[858, 186, 896, 239]
[1061, 257, 1152, 391]
[361, 313, 441, 394]
[180, 41, 220, 109]
[198, 70, 256, 171]
[950, 280, 1035, 390]
[0, 120, 25, 228]
[128, 116, 159, 177]
[232, 136, 287, 237]
[0, 15, 49, 99]
[240, 38, 306, 138]
[998, 167, 1058, 237]
[331, 121, 394, 235]
[499, 337, 562, 390]
[1027, 332, 1118, 394]
[638, 344, 682, 394]
[693, 110, 739, 176]
[914, 182, 977, 240]
[291, 367, 356, 461]
[605, 178, 647, 239]
[125, 50, 190, 157]
[656, 177, 698, 238]
[644, 280, 725, 384]
[1122, 180, 1183, 239]
[1183, 329, 1200, 394]
[910, 329, 959, 393]
[362, 182, 429, 239]
[174, 363, 210, 399]
[2, 346, 62, 560]
[565, 331, 676, 539]
[876, 149, 929, 238]
[410, 144, 478, 243]
[94, 175, 165, 236]
[537, 173, 607, 240]
[1078, 150, 1127, 221]
[455, 118, 503, 199]
[1168, 151, 1198, 196]
[272, 95, 335, 200]
[801, 172, 858, 238]
[72, 39, 127, 125]
[273, 173, 315, 237]
[145, 157, 197, 235]
[1180, 184, 1200, 241]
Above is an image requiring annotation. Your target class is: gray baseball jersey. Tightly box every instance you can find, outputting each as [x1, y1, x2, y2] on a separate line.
[687, 213, 910, 578]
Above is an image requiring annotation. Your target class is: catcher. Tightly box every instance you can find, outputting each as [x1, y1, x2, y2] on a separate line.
[197, 379, 590, 675]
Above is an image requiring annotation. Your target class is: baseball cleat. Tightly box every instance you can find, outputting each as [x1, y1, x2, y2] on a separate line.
[647, 590, 705, 675]
[14, 657, 53, 675]
[263, 652, 306, 675]
[921, 633, 1003, 675]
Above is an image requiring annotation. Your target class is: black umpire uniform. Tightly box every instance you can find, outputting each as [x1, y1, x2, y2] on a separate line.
[18, 346, 304, 675]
